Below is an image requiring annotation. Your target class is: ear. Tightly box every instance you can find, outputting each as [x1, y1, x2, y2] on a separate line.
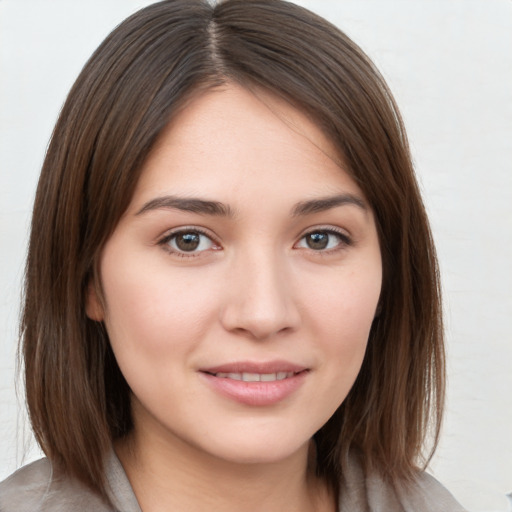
[85, 281, 104, 322]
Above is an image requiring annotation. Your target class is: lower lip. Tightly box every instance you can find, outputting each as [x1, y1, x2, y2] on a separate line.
[200, 371, 308, 406]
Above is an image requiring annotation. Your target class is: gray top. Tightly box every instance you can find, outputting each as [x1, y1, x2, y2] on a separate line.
[0, 450, 466, 511]
[0, 451, 140, 512]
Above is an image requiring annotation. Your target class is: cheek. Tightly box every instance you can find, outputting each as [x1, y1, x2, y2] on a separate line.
[318, 292, 374, 371]
[308, 261, 381, 331]
[99, 250, 220, 367]
[305, 264, 381, 384]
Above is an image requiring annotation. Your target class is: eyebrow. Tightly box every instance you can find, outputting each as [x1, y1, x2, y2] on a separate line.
[291, 194, 367, 216]
[136, 196, 234, 217]
[136, 193, 367, 218]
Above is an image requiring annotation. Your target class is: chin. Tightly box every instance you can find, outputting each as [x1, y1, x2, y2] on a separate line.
[193, 426, 312, 467]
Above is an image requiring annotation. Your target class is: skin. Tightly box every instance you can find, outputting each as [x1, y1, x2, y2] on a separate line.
[87, 83, 382, 512]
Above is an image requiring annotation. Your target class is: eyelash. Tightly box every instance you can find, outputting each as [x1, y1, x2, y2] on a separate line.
[157, 226, 353, 258]
[296, 227, 353, 254]
[158, 227, 220, 258]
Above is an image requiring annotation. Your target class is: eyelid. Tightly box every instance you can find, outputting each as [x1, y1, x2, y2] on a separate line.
[156, 224, 352, 257]
[157, 226, 221, 257]
[294, 226, 353, 251]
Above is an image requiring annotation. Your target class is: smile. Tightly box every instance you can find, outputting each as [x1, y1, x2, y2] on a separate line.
[200, 362, 309, 406]
[211, 371, 297, 382]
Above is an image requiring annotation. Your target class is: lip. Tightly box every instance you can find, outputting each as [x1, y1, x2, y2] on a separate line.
[199, 360, 309, 406]
[202, 360, 307, 375]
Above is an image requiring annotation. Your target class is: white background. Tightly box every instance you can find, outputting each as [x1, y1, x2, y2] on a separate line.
[1, 1, 511, 510]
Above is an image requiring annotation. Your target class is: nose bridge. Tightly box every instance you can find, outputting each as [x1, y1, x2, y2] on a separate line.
[221, 244, 299, 339]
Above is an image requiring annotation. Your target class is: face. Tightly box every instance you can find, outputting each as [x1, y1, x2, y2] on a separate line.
[88, 84, 382, 466]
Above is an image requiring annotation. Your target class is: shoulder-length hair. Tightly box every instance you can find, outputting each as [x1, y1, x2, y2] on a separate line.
[21, 0, 444, 501]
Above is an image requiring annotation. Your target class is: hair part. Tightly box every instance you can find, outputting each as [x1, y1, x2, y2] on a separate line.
[21, 0, 444, 501]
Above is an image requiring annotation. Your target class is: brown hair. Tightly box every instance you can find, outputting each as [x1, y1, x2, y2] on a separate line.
[21, 0, 444, 501]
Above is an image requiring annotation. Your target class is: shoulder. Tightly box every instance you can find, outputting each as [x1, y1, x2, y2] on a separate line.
[0, 458, 112, 512]
[339, 452, 467, 511]
[0, 458, 53, 512]
[381, 471, 467, 511]
[397, 470, 467, 512]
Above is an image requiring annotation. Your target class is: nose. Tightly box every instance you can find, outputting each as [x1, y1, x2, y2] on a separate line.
[220, 248, 301, 340]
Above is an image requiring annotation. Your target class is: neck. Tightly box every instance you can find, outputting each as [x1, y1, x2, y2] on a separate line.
[115, 424, 334, 512]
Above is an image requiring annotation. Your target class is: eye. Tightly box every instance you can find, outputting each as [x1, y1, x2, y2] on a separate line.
[160, 229, 218, 255]
[296, 229, 350, 251]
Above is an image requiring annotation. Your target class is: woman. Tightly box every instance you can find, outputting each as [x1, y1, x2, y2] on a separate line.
[0, 0, 466, 510]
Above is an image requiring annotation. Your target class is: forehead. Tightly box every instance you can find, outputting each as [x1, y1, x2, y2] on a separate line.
[128, 83, 362, 212]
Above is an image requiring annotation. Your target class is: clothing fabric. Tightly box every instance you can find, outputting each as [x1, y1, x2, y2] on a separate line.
[0, 450, 466, 511]
[0, 451, 139, 512]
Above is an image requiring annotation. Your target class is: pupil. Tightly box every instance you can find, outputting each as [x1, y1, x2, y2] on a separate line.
[307, 232, 328, 250]
[176, 232, 200, 251]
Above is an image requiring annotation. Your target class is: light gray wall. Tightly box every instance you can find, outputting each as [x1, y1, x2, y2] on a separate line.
[1, 1, 511, 510]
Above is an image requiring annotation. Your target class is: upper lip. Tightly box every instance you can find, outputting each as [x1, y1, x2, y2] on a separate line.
[200, 360, 308, 375]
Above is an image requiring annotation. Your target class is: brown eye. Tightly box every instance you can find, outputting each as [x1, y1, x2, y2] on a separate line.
[296, 229, 350, 251]
[175, 232, 200, 251]
[305, 232, 329, 250]
[165, 230, 215, 254]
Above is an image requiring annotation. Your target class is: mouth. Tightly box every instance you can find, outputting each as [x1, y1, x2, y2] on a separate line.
[199, 362, 309, 406]
[204, 371, 300, 382]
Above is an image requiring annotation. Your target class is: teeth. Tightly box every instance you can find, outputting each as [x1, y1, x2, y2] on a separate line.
[214, 372, 295, 381]
[243, 372, 260, 382]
